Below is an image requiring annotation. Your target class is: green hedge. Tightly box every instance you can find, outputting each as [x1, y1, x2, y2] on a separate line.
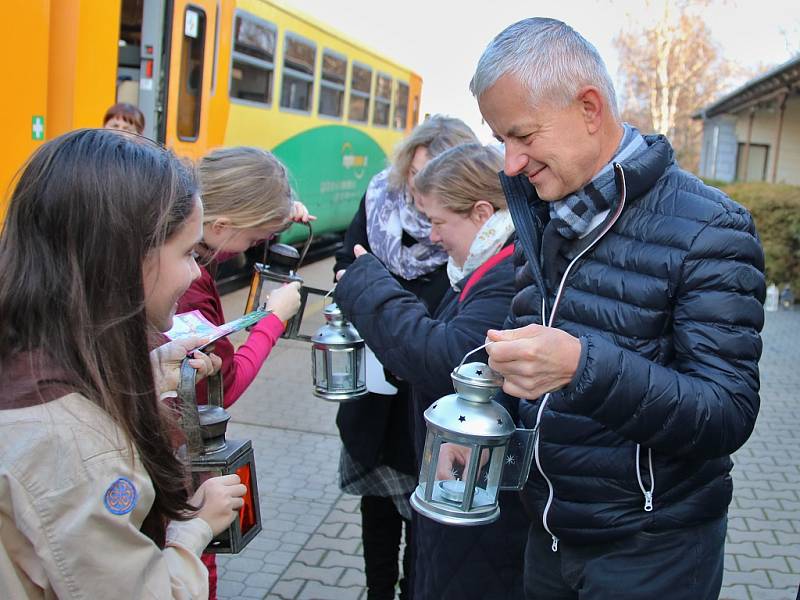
[712, 181, 800, 293]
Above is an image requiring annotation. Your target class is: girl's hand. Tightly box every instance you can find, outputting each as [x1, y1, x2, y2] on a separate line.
[289, 201, 316, 223]
[190, 474, 248, 536]
[267, 281, 302, 321]
[353, 244, 368, 258]
[151, 337, 222, 395]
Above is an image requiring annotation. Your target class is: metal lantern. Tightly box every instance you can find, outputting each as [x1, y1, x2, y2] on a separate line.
[244, 222, 313, 339]
[177, 361, 262, 554]
[310, 302, 368, 402]
[411, 361, 517, 526]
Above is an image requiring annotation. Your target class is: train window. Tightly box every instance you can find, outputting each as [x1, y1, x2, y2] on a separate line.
[394, 82, 409, 129]
[373, 73, 392, 127]
[318, 50, 346, 118]
[348, 63, 372, 123]
[280, 33, 316, 112]
[177, 6, 206, 141]
[230, 12, 276, 106]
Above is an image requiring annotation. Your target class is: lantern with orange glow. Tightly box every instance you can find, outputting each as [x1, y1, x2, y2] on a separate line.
[178, 362, 262, 553]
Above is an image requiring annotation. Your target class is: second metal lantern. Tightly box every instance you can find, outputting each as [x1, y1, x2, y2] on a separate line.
[411, 361, 516, 526]
[243, 223, 312, 339]
[310, 302, 368, 402]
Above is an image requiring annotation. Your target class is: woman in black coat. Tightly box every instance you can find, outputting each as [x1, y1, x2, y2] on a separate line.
[336, 143, 528, 600]
[333, 115, 478, 600]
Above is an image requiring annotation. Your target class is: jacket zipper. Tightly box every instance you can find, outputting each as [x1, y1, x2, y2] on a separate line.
[531, 163, 629, 552]
[636, 445, 655, 511]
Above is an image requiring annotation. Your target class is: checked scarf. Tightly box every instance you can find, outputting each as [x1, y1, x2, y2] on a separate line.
[549, 124, 647, 239]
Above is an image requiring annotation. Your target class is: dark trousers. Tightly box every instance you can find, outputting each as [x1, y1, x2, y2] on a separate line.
[362, 495, 413, 600]
[524, 516, 727, 600]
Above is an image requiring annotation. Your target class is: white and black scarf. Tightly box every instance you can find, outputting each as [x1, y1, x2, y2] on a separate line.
[549, 124, 647, 239]
[364, 168, 448, 280]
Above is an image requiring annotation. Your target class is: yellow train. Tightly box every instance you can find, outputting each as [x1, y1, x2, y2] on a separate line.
[1, 0, 422, 240]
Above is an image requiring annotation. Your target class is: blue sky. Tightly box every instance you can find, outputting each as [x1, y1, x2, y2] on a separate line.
[285, 0, 799, 142]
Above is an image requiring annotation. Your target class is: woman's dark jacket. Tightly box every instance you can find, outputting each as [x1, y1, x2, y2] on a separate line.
[335, 244, 527, 600]
[501, 135, 765, 547]
[334, 194, 449, 475]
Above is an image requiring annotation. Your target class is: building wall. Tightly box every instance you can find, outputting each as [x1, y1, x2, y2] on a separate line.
[699, 115, 738, 182]
[733, 95, 800, 185]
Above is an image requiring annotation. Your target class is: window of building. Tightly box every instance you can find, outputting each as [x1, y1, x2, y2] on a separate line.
[177, 6, 206, 140]
[318, 50, 346, 118]
[394, 82, 409, 129]
[373, 73, 392, 127]
[229, 12, 276, 105]
[280, 33, 316, 112]
[348, 63, 372, 123]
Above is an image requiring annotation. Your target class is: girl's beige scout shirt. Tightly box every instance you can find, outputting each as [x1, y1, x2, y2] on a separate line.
[0, 392, 213, 599]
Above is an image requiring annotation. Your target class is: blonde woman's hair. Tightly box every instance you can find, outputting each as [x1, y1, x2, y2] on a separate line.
[414, 143, 507, 215]
[198, 146, 294, 228]
[388, 115, 479, 191]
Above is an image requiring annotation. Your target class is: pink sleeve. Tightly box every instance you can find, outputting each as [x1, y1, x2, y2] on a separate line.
[224, 313, 286, 407]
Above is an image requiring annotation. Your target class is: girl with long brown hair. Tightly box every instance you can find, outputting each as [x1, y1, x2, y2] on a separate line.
[0, 129, 245, 598]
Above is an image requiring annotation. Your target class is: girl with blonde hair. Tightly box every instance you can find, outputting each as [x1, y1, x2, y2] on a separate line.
[176, 146, 312, 598]
[335, 143, 528, 600]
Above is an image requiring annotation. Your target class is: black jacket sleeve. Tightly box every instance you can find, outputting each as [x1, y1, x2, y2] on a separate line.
[333, 193, 370, 275]
[335, 253, 516, 404]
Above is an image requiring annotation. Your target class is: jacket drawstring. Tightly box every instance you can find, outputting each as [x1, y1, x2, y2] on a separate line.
[527, 164, 630, 552]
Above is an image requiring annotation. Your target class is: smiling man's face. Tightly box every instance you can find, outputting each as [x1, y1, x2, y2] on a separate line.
[478, 74, 601, 201]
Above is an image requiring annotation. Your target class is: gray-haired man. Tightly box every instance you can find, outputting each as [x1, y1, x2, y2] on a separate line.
[472, 17, 765, 599]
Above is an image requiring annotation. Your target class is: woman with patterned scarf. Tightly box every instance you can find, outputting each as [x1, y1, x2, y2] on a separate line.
[335, 143, 527, 600]
[332, 115, 477, 600]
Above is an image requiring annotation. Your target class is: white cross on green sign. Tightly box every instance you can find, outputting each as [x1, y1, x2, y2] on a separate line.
[32, 116, 45, 141]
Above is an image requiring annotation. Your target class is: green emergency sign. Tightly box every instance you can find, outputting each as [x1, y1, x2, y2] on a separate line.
[32, 116, 45, 141]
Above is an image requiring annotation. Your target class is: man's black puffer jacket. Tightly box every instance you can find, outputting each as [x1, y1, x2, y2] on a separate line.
[500, 135, 765, 547]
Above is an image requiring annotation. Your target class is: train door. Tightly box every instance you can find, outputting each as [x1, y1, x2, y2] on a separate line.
[164, 0, 217, 159]
[116, 0, 166, 141]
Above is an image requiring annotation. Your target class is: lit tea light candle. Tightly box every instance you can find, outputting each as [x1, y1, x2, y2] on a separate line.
[438, 479, 467, 503]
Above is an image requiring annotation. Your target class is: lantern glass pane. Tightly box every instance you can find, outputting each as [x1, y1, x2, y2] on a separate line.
[482, 445, 505, 505]
[235, 463, 258, 535]
[330, 349, 353, 390]
[313, 348, 327, 388]
[421, 438, 496, 510]
[354, 346, 366, 388]
[418, 428, 439, 498]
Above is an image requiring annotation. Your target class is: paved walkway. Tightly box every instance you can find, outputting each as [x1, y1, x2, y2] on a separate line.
[215, 258, 800, 599]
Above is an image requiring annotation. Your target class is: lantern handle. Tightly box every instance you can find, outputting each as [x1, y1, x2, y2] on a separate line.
[176, 359, 225, 456]
[177, 359, 204, 457]
[296, 222, 314, 270]
[323, 283, 336, 303]
[455, 341, 494, 375]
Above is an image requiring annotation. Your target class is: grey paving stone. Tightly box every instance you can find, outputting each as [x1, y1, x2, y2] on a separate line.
[727, 528, 779, 544]
[719, 585, 752, 600]
[295, 548, 326, 566]
[305, 533, 362, 554]
[743, 586, 797, 600]
[322, 550, 365, 570]
[297, 581, 363, 600]
[723, 569, 772, 587]
[269, 579, 304, 599]
[737, 556, 791, 573]
[338, 567, 367, 588]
